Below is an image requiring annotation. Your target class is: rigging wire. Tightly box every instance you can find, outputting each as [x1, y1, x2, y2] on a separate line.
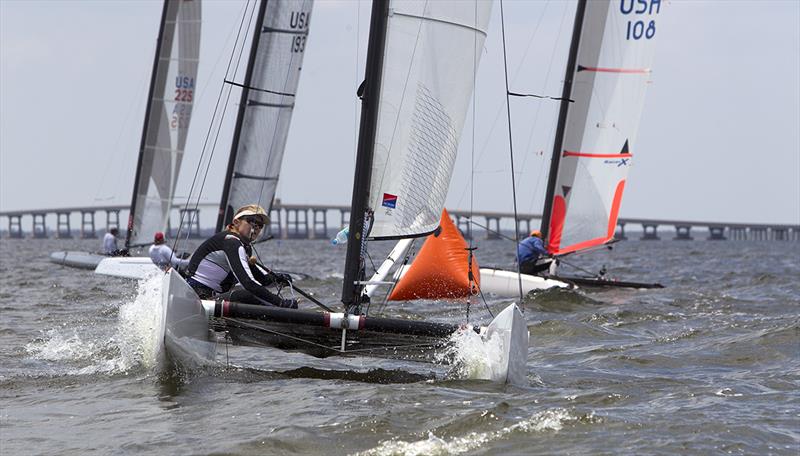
[522, 3, 574, 214]
[451, 0, 563, 212]
[170, 0, 257, 259]
[465, 0, 479, 324]
[499, 0, 525, 304]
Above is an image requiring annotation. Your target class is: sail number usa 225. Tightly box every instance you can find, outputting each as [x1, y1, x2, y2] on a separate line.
[172, 75, 195, 129]
[621, 0, 661, 40]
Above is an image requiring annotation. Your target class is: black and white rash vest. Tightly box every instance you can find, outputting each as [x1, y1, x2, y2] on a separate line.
[185, 231, 280, 305]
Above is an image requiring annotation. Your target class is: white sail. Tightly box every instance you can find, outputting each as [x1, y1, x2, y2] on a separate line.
[544, 0, 661, 255]
[367, 0, 493, 240]
[129, 0, 202, 245]
[220, 0, 313, 226]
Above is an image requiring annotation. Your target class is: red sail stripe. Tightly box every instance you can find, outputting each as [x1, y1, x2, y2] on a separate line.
[563, 151, 633, 158]
[552, 235, 611, 255]
[551, 180, 627, 255]
[579, 66, 651, 74]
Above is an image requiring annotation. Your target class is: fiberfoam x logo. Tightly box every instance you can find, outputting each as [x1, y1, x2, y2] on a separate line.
[382, 193, 397, 209]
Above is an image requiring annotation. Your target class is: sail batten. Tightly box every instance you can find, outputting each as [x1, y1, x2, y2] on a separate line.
[542, 0, 661, 255]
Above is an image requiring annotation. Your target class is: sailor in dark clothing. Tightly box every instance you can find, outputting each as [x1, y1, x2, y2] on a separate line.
[185, 204, 297, 308]
[517, 230, 552, 276]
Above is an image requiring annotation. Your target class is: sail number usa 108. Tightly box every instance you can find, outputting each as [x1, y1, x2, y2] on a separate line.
[620, 0, 661, 40]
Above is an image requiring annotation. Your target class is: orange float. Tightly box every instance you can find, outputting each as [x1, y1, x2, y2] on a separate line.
[388, 209, 480, 301]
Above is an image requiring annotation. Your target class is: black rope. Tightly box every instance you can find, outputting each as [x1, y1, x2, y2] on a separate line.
[473, 283, 495, 318]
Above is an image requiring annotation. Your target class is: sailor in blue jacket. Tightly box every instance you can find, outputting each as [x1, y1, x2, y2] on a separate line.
[517, 230, 551, 275]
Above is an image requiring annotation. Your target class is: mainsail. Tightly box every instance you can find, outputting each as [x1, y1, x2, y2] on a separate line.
[343, 0, 493, 306]
[217, 0, 313, 229]
[127, 0, 202, 247]
[540, 0, 661, 255]
[367, 1, 494, 240]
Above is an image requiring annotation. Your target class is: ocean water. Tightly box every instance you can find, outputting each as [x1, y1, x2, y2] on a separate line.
[0, 237, 798, 455]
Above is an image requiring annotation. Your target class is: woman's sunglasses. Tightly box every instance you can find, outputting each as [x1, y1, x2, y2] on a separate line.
[242, 216, 264, 229]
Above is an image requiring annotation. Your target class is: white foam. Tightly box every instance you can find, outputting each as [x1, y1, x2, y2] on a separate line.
[25, 328, 101, 362]
[115, 273, 165, 370]
[435, 327, 509, 382]
[355, 408, 589, 456]
[25, 274, 165, 376]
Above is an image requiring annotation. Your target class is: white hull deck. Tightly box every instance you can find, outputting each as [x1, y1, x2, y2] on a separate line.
[49, 251, 106, 270]
[478, 268, 571, 297]
[96, 257, 160, 280]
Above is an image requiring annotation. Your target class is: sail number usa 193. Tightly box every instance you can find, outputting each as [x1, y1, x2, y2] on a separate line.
[290, 11, 309, 53]
[620, 0, 661, 40]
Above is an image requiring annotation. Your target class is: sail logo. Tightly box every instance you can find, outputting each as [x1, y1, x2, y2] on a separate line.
[382, 193, 397, 209]
[604, 158, 630, 167]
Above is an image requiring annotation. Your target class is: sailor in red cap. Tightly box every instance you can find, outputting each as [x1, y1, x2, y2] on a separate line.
[149, 231, 190, 272]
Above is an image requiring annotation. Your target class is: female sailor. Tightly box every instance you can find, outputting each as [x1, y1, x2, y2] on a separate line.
[185, 204, 296, 308]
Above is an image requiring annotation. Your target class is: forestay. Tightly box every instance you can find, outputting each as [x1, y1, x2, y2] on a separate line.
[218, 0, 313, 228]
[367, 0, 493, 239]
[542, 0, 661, 255]
[128, 0, 201, 246]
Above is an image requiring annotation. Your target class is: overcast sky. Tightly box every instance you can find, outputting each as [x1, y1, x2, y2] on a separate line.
[1, 0, 798, 226]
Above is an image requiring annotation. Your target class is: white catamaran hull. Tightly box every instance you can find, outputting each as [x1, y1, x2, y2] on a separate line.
[478, 268, 571, 297]
[481, 303, 529, 386]
[160, 270, 216, 368]
[95, 257, 161, 280]
[49, 251, 106, 270]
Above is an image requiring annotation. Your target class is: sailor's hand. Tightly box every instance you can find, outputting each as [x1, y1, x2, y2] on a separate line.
[179, 252, 191, 259]
[279, 298, 298, 309]
[275, 272, 293, 284]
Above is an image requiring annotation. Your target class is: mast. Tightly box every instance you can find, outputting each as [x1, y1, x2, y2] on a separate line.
[341, 0, 390, 311]
[216, 0, 271, 231]
[125, 1, 171, 249]
[539, 0, 587, 242]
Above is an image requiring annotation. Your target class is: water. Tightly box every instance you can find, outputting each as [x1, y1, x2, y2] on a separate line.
[1, 238, 798, 455]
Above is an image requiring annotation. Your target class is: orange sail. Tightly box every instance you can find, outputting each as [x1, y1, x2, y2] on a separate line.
[388, 209, 479, 301]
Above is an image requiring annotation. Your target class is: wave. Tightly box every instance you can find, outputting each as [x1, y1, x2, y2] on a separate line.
[23, 274, 166, 377]
[352, 408, 600, 456]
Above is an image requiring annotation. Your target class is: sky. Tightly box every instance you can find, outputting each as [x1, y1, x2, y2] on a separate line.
[1, 0, 798, 228]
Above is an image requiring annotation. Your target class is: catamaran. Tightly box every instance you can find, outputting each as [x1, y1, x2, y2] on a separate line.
[51, 0, 202, 274]
[529, 0, 663, 289]
[159, 0, 529, 385]
[372, 0, 665, 299]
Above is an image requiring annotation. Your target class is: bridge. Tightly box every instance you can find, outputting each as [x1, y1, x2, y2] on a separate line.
[0, 203, 797, 241]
